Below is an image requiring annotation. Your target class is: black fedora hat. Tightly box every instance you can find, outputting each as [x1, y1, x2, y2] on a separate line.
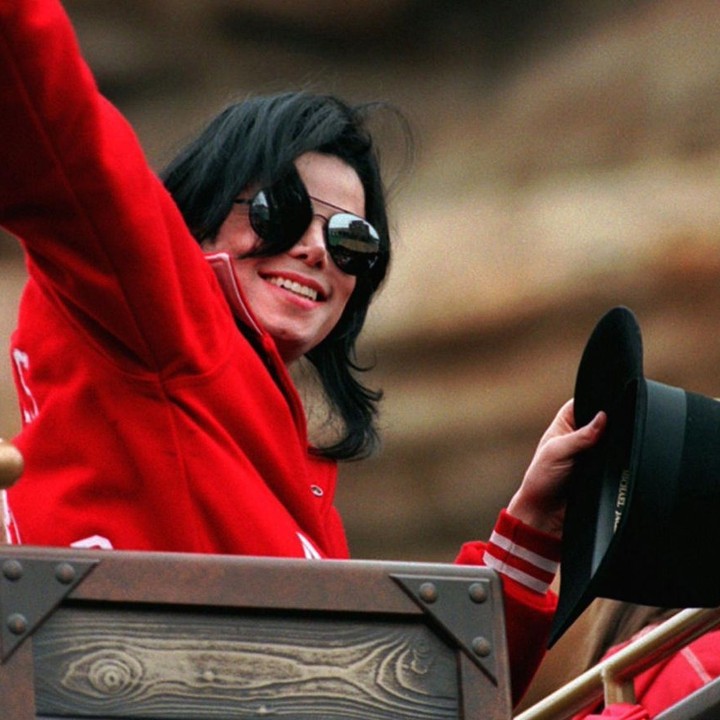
[549, 306, 720, 646]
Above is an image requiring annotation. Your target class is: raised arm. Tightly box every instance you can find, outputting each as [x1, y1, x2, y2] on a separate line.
[0, 0, 227, 373]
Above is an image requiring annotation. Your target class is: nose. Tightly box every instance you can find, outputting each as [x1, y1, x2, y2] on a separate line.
[289, 215, 328, 268]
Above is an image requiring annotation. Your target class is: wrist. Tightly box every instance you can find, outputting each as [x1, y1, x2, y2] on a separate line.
[483, 509, 561, 595]
[507, 493, 564, 538]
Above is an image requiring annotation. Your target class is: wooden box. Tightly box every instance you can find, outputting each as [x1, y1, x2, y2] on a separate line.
[0, 546, 511, 719]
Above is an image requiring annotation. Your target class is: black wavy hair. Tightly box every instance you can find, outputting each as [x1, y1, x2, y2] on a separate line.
[160, 92, 398, 461]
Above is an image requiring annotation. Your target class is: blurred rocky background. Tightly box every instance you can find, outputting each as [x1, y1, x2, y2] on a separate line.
[3, 0, 720, 707]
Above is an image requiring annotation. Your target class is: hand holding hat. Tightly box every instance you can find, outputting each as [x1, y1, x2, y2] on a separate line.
[508, 399, 606, 539]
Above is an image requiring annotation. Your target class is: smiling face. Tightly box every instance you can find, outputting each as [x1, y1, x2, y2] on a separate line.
[203, 152, 362, 363]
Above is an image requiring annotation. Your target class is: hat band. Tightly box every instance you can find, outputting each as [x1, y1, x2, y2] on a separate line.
[634, 380, 686, 525]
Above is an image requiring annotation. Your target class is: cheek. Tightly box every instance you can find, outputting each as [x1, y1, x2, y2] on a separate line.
[204, 214, 257, 256]
[332, 274, 357, 317]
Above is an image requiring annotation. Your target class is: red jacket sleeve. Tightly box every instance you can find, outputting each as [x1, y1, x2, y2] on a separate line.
[456, 510, 560, 706]
[0, 0, 228, 377]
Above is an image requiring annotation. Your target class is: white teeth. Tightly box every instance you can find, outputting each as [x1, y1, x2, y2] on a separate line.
[268, 276, 318, 301]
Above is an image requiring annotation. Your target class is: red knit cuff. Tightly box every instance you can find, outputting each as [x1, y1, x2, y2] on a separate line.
[482, 509, 561, 594]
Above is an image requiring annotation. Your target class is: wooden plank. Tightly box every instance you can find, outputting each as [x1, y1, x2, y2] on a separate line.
[0, 640, 36, 720]
[34, 606, 458, 719]
[0, 547, 512, 719]
[3, 548, 440, 613]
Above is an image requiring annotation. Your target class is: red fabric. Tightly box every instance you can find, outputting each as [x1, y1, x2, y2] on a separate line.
[457, 510, 560, 704]
[0, 0, 346, 560]
[584, 703, 649, 719]
[573, 628, 720, 718]
[0, 1, 560, 707]
[482, 508, 561, 593]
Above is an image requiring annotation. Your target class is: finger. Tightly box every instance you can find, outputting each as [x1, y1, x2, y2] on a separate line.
[581, 410, 606, 440]
[542, 410, 606, 462]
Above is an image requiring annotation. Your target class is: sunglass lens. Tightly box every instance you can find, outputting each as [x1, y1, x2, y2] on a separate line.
[248, 190, 272, 238]
[326, 214, 381, 275]
[249, 172, 312, 249]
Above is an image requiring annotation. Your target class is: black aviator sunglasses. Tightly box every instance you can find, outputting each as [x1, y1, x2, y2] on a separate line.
[233, 171, 383, 276]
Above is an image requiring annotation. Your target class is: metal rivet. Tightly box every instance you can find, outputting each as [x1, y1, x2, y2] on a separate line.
[2, 560, 23, 581]
[418, 582, 438, 603]
[7, 613, 28, 635]
[55, 563, 76, 585]
[468, 582, 487, 603]
[472, 636, 492, 657]
[310, 485, 324, 497]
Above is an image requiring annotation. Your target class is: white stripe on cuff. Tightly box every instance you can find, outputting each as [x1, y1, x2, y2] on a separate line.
[483, 552, 551, 594]
[489, 530, 560, 575]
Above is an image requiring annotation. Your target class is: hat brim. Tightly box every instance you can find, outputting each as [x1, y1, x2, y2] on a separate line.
[549, 306, 644, 646]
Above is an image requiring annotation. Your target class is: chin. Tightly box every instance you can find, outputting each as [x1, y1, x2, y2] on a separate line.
[269, 334, 310, 364]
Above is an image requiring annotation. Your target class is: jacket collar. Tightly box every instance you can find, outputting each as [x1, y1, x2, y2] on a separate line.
[204, 252, 309, 433]
[204, 252, 263, 336]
